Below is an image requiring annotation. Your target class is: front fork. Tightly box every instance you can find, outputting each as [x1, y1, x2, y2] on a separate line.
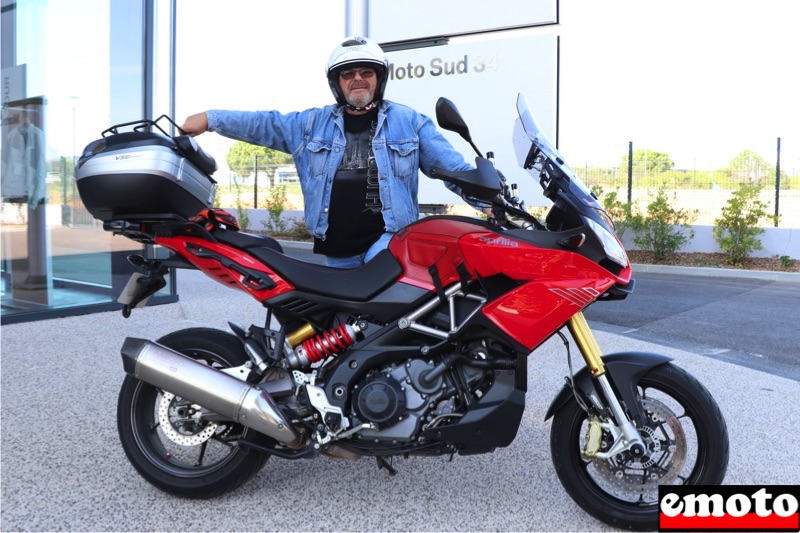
[566, 312, 647, 460]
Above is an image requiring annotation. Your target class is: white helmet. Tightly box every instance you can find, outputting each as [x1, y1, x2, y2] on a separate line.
[327, 36, 389, 109]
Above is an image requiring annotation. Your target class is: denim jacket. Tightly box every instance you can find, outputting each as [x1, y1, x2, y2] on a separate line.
[207, 100, 477, 240]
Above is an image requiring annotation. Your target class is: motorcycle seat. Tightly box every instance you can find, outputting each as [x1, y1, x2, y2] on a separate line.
[245, 247, 403, 301]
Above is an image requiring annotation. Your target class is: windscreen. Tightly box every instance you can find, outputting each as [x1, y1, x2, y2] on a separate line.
[513, 94, 603, 211]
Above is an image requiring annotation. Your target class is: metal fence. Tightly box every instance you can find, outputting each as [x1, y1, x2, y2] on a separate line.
[51, 148, 800, 229]
[575, 142, 800, 228]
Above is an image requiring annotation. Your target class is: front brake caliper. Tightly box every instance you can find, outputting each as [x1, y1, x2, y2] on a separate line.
[581, 416, 603, 459]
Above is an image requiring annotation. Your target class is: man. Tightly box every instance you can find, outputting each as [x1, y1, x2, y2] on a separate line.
[181, 36, 485, 268]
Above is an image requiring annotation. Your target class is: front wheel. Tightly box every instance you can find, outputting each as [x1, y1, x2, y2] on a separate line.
[550, 363, 729, 531]
[117, 328, 271, 498]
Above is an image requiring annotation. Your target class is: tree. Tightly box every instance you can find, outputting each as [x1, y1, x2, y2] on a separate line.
[620, 149, 674, 176]
[728, 150, 772, 184]
[226, 142, 293, 187]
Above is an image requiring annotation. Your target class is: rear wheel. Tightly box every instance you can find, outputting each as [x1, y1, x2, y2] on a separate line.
[117, 328, 270, 498]
[550, 363, 729, 531]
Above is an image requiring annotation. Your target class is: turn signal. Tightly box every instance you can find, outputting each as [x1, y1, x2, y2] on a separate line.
[558, 233, 586, 249]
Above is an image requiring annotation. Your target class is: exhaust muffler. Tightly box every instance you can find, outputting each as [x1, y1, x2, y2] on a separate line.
[121, 337, 301, 447]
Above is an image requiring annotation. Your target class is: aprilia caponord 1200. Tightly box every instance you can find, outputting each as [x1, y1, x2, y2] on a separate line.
[75, 94, 729, 531]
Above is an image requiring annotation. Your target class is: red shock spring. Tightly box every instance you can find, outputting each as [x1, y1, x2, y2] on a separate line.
[299, 323, 361, 364]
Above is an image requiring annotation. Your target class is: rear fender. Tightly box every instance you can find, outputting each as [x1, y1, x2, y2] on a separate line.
[544, 352, 673, 422]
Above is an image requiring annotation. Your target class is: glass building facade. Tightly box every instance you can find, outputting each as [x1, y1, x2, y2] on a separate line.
[1, 0, 177, 324]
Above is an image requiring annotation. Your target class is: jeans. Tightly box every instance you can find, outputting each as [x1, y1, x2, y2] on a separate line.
[323, 232, 394, 269]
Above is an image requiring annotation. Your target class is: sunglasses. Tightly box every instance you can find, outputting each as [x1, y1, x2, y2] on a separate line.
[339, 68, 376, 81]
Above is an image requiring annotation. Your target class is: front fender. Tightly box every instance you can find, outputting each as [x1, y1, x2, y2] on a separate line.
[544, 351, 673, 422]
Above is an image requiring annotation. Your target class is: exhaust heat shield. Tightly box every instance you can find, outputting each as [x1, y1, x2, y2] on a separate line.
[120, 337, 300, 446]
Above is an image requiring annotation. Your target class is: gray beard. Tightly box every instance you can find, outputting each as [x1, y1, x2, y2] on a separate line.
[346, 92, 373, 109]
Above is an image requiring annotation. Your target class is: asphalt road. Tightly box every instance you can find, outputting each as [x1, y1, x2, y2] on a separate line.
[582, 271, 800, 382]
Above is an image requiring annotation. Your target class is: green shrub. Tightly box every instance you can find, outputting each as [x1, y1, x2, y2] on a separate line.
[628, 185, 696, 260]
[592, 185, 633, 236]
[232, 178, 250, 230]
[261, 185, 288, 233]
[713, 182, 773, 265]
[287, 218, 312, 240]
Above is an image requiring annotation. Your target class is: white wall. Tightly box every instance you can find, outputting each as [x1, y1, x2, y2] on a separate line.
[619, 224, 799, 259]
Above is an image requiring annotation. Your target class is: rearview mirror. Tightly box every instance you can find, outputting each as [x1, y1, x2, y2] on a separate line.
[435, 97, 472, 142]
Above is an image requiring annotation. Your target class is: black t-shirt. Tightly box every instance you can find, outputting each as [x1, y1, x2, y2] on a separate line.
[313, 108, 385, 256]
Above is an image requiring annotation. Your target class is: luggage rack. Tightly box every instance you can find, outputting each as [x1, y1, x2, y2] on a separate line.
[101, 115, 186, 138]
[100, 115, 218, 177]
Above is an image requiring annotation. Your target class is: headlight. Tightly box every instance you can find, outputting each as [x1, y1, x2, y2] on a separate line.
[583, 216, 628, 268]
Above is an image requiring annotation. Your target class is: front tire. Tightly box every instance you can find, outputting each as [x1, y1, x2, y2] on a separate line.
[117, 328, 271, 498]
[550, 363, 729, 531]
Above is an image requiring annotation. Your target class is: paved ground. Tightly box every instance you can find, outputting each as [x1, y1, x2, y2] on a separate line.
[2, 253, 799, 532]
[583, 270, 800, 381]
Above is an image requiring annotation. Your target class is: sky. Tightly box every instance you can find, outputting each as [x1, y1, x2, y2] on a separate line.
[173, 0, 800, 176]
[557, 1, 800, 171]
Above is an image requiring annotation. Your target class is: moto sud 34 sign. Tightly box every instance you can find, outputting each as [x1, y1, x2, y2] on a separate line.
[382, 33, 558, 206]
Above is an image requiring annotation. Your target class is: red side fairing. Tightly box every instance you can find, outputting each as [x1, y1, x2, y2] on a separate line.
[389, 217, 627, 351]
[460, 232, 620, 350]
[155, 235, 294, 302]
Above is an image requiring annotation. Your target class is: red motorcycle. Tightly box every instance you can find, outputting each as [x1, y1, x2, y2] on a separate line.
[76, 95, 728, 531]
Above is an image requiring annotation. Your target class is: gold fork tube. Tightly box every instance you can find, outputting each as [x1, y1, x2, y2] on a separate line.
[566, 312, 606, 376]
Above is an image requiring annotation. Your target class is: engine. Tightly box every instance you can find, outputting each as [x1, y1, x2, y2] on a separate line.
[272, 291, 517, 451]
[348, 357, 487, 444]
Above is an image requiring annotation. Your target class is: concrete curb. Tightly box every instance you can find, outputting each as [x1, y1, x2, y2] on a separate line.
[278, 239, 313, 251]
[631, 263, 800, 283]
[277, 240, 800, 283]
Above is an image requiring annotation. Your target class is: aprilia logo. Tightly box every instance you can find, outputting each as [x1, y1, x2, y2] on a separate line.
[478, 236, 519, 247]
[659, 485, 799, 531]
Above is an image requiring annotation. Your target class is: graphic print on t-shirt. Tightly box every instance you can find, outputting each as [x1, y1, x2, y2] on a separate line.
[338, 117, 381, 215]
[313, 109, 385, 257]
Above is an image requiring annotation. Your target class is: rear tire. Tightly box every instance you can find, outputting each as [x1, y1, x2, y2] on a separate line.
[550, 363, 729, 531]
[117, 328, 271, 498]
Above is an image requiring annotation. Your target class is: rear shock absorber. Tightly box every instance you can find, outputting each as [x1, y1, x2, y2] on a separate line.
[286, 323, 364, 368]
